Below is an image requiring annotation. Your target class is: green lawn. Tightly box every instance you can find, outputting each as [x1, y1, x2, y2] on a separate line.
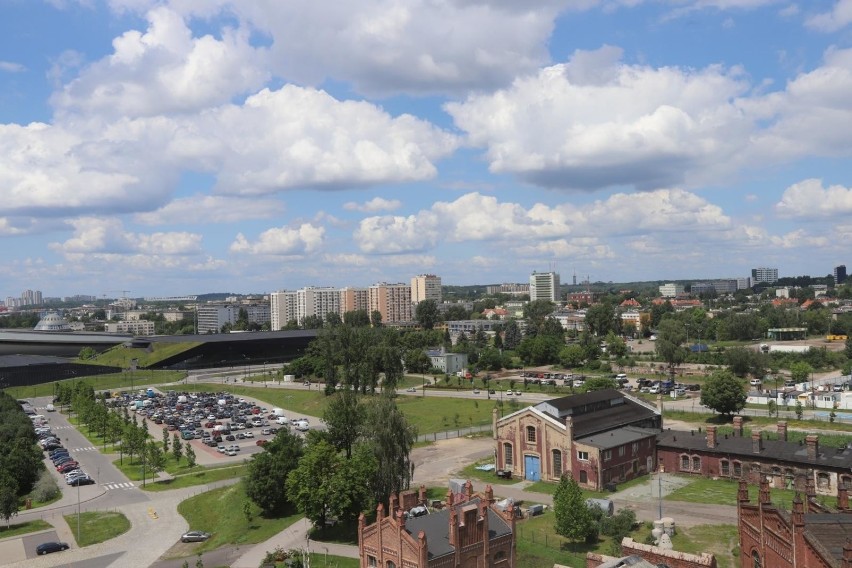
[141, 464, 249, 492]
[5, 370, 187, 399]
[669, 524, 740, 568]
[0, 519, 52, 539]
[664, 475, 801, 508]
[112, 451, 230, 481]
[63, 511, 131, 547]
[82, 342, 201, 368]
[663, 409, 852, 437]
[264, 552, 359, 568]
[177, 482, 302, 553]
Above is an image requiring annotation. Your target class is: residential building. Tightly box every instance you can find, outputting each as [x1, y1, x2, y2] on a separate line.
[270, 291, 298, 330]
[411, 274, 442, 304]
[494, 390, 660, 490]
[567, 291, 602, 305]
[836, 265, 848, 285]
[736, 277, 752, 290]
[711, 279, 739, 295]
[690, 282, 715, 296]
[485, 283, 530, 296]
[446, 319, 502, 342]
[738, 476, 852, 568]
[657, 418, 852, 497]
[296, 287, 341, 324]
[358, 483, 516, 568]
[777, 287, 791, 299]
[551, 309, 586, 332]
[369, 282, 412, 324]
[752, 267, 779, 284]
[21, 290, 43, 306]
[196, 304, 238, 334]
[105, 320, 155, 335]
[659, 283, 685, 298]
[529, 271, 561, 302]
[427, 349, 468, 375]
[340, 286, 369, 315]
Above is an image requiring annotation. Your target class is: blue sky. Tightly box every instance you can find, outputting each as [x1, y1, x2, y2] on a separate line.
[2, 0, 852, 299]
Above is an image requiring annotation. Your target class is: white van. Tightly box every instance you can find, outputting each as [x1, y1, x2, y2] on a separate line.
[45, 403, 56, 412]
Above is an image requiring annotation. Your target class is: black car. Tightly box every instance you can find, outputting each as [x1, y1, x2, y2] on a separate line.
[36, 541, 69, 555]
[69, 476, 95, 487]
[225, 434, 236, 441]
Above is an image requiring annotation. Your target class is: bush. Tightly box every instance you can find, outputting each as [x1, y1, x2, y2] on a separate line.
[31, 471, 60, 503]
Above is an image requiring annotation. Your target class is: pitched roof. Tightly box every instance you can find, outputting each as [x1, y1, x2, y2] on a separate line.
[803, 513, 852, 565]
[403, 498, 513, 560]
[577, 426, 659, 450]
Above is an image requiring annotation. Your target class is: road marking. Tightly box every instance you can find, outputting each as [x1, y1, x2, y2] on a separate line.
[102, 482, 135, 490]
[71, 446, 97, 452]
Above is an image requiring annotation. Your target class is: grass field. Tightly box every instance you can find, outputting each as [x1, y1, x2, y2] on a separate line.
[264, 552, 359, 568]
[141, 464, 249, 492]
[177, 482, 302, 553]
[663, 409, 852, 437]
[0, 519, 52, 539]
[63, 511, 131, 547]
[5, 370, 187, 400]
[663, 475, 804, 509]
[82, 342, 201, 368]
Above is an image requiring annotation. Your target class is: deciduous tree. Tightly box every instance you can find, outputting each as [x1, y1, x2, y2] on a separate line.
[700, 370, 747, 417]
[553, 476, 595, 542]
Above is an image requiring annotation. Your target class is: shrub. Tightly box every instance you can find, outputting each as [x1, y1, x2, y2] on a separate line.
[31, 470, 60, 503]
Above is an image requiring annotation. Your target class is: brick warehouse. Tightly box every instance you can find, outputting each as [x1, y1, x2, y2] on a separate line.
[657, 418, 852, 497]
[738, 477, 852, 567]
[493, 390, 661, 490]
[358, 483, 515, 568]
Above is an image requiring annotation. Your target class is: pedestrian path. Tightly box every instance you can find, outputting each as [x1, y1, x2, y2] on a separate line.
[102, 482, 136, 491]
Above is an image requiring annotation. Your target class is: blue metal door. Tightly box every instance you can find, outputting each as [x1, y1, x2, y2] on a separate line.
[524, 455, 540, 481]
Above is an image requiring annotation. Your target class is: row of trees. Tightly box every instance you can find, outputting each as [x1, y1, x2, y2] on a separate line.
[245, 391, 417, 527]
[0, 392, 45, 526]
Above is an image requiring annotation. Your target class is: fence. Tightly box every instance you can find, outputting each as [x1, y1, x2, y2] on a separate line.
[416, 424, 491, 443]
[514, 525, 589, 568]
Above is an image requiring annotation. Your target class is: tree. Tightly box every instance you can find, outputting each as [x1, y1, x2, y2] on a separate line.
[370, 310, 383, 327]
[767, 400, 777, 418]
[78, 347, 97, 360]
[845, 335, 852, 359]
[323, 390, 365, 459]
[655, 318, 687, 379]
[185, 444, 196, 468]
[559, 344, 586, 368]
[162, 427, 170, 454]
[503, 320, 522, 350]
[0, 471, 18, 528]
[172, 434, 183, 462]
[700, 370, 747, 417]
[403, 349, 431, 376]
[790, 361, 813, 384]
[415, 300, 440, 330]
[553, 475, 595, 542]
[795, 400, 804, 420]
[145, 441, 166, 481]
[585, 303, 616, 337]
[362, 395, 417, 505]
[343, 309, 371, 327]
[245, 429, 304, 515]
[582, 377, 618, 392]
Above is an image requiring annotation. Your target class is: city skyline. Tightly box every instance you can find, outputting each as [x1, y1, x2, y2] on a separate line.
[2, 2, 852, 297]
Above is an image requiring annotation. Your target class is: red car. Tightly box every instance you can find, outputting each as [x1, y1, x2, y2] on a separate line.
[256, 439, 268, 447]
[57, 462, 79, 473]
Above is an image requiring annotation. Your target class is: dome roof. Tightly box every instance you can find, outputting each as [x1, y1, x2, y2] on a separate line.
[34, 313, 72, 332]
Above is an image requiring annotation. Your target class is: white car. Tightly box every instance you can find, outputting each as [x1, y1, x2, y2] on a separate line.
[243, 431, 254, 438]
[750, 378, 762, 387]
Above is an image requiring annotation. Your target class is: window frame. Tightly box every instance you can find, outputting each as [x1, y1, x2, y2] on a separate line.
[503, 442, 513, 468]
[552, 449, 562, 477]
[680, 454, 690, 471]
[577, 450, 589, 461]
[526, 425, 536, 443]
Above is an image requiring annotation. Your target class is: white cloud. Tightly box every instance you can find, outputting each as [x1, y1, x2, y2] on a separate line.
[446, 46, 752, 191]
[343, 197, 403, 213]
[230, 223, 325, 255]
[322, 252, 436, 267]
[0, 61, 26, 73]
[769, 229, 829, 249]
[135, 195, 285, 225]
[52, 6, 269, 119]
[806, 0, 852, 32]
[775, 179, 852, 218]
[50, 217, 203, 255]
[354, 189, 731, 254]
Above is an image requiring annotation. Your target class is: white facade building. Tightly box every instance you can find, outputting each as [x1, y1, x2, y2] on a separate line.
[105, 320, 156, 335]
[659, 283, 685, 298]
[751, 267, 779, 284]
[529, 271, 560, 302]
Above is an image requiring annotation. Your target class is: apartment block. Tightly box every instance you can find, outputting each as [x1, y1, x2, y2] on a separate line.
[196, 304, 239, 334]
[485, 283, 530, 296]
[296, 287, 341, 324]
[105, 320, 156, 335]
[369, 282, 412, 324]
[659, 283, 684, 298]
[530, 271, 560, 302]
[270, 291, 298, 330]
[411, 274, 442, 304]
[751, 267, 779, 284]
[340, 287, 369, 314]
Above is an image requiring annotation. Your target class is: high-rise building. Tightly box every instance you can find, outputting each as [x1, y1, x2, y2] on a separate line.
[197, 304, 238, 334]
[270, 291, 298, 330]
[835, 265, 847, 285]
[529, 271, 560, 302]
[368, 283, 412, 324]
[340, 287, 369, 315]
[410, 274, 442, 304]
[751, 267, 779, 284]
[21, 289, 43, 306]
[659, 283, 684, 298]
[736, 277, 752, 290]
[485, 283, 530, 296]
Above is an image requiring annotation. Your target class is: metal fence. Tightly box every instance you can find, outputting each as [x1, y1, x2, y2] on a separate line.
[416, 424, 492, 443]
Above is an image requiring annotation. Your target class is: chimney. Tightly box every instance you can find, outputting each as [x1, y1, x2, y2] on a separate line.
[806, 435, 819, 461]
[839, 483, 849, 511]
[843, 539, 852, 568]
[376, 502, 385, 522]
[733, 416, 744, 436]
[464, 480, 474, 501]
[706, 426, 717, 449]
[448, 505, 458, 547]
[759, 475, 770, 505]
[777, 421, 788, 442]
[752, 431, 763, 454]
[737, 480, 750, 504]
[792, 494, 805, 527]
[419, 485, 427, 506]
[485, 484, 494, 505]
[564, 416, 574, 441]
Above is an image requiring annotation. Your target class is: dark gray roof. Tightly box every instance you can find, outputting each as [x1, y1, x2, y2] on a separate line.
[804, 513, 852, 564]
[657, 429, 852, 471]
[135, 329, 318, 344]
[0, 354, 68, 368]
[404, 498, 512, 560]
[570, 401, 659, 438]
[543, 389, 623, 412]
[577, 426, 659, 450]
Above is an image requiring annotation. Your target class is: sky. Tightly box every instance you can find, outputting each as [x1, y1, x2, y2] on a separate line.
[2, 0, 852, 300]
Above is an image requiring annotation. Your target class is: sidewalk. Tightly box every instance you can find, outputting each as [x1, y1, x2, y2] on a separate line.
[229, 518, 359, 568]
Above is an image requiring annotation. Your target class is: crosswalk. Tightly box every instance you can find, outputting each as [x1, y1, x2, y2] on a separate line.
[102, 482, 135, 491]
[70, 446, 97, 452]
[50, 425, 73, 430]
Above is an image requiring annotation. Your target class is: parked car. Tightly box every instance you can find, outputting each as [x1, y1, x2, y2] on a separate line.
[750, 378, 762, 387]
[406, 387, 417, 392]
[57, 462, 80, 473]
[69, 476, 95, 487]
[243, 431, 254, 438]
[180, 531, 211, 543]
[36, 541, 69, 555]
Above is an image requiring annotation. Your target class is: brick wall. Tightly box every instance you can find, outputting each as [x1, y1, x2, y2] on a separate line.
[620, 538, 717, 568]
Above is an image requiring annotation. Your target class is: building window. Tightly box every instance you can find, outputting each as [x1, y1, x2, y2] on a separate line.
[503, 443, 513, 468]
[577, 451, 589, 461]
[494, 550, 507, 563]
[692, 456, 700, 472]
[680, 455, 690, 471]
[579, 470, 588, 484]
[720, 460, 730, 476]
[387, 562, 396, 568]
[553, 450, 562, 477]
[632, 442, 639, 455]
[603, 450, 612, 461]
[842, 475, 852, 489]
[733, 461, 742, 477]
[751, 550, 761, 568]
[618, 446, 625, 457]
[368, 558, 377, 568]
[526, 426, 536, 443]
[818, 472, 831, 490]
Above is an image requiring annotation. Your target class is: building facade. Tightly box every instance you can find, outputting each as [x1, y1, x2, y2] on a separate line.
[752, 267, 779, 284]
[411, 274, 442, 304]
[659, 283, 685, 298]
[426, 350, 468, 375]
[369, 283, 412, 324]
[494, 390, 660, 490]
[196, 304, 238, 334]
[358, 483, 516, 568]
[530, 271, 560, 302]
[835, 265, 848, 285]
[105, 320, 156, 335]
[485, 283, 530, 296]
[340, 287, 369, 315]
[738, 477, 852, 568]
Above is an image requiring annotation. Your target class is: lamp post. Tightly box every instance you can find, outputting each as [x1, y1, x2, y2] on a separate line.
[77, 477, 81, 543]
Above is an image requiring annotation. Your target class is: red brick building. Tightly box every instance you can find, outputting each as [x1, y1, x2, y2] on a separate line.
[358, 483, 515, 568]
[493, 390, 660, 490]
[657, 418, 852, 497]
[738, 477, 852, 567]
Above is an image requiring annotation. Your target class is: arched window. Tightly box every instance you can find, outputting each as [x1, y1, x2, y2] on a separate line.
[733, 461, 742, 477]
[751, 549, 761, 568]
[526, 426, 537, 443]
[818, 472, 831, 490]
[579, 470, 588, 484]
[552, 450, 562, 477]
[503, 443, 513, 467]
[494, 550, 507, 562]
[720, 459, 730, 476]
[692, 456, 700, 472]
[387, 561, 397, 568]
[368, 558, 377, 568]
[680, 455, 690, 471]
[841, 474, 852, 489]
